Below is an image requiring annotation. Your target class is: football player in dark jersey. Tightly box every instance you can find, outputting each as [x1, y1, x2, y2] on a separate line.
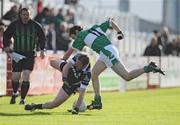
[25, 53, 91, 114]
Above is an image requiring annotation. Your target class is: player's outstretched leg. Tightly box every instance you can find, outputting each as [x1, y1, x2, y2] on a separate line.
[144, 62, 165, 75]
[25, 104, 37, 111]
[25, 103, 43, 111]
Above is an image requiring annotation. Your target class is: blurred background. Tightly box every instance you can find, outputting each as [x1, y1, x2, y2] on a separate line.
[0, 0, 179, 56]
[0, 0, 180, 96]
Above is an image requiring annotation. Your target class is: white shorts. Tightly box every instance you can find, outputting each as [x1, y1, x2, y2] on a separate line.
[98, 44, 121, 68]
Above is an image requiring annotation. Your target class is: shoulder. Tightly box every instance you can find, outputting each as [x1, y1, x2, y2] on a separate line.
[9, 19, 19, 26]
[30, 20, 42, 28]
[6, 19, 19, 29]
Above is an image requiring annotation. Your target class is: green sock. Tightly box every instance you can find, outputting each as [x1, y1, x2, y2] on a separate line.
[94, 95, 101, 103]
[144, 66, 152, 73]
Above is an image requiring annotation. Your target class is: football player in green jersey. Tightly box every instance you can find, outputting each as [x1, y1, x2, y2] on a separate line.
[62, 18, 165, 110]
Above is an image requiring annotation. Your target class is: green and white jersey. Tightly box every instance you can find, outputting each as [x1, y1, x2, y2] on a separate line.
[72, 19, 112, 54]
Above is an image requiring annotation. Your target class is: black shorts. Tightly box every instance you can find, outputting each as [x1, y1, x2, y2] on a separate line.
[62, 84, 80, 96]
[13, 57, 35, 72]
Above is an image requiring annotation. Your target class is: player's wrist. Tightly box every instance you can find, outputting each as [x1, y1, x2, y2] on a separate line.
[74, 107, 79, 112]
[117, 31, 122, 34]
[117, 31, 124, 40]
[62, 56, 67, 61]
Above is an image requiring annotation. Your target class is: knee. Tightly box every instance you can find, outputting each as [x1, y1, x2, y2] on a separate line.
[122, 74, 132, 81]
[22, 74, 31, 81]
[124, 77, 131, 81]
[91, 71, 99, 81]
[91, 70, 99, 78]
[12, 74, 21, 81]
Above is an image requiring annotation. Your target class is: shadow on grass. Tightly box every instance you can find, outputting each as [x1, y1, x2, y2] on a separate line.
[0, 110, 100, 117]
[52, 111, 100, 116]
[0, 111, 51, 116]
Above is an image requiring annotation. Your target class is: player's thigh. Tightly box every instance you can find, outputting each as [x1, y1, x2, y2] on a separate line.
[92, 60, 107, 77]
[111, 61, 129, 78]
[12, 72, 21, 81]
[52, 88, 70, 105]
[22, 70, 32, 81]
[50, 59, 65, 71]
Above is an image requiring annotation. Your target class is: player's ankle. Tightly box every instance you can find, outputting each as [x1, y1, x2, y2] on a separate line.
[94, 95, 102, 103]
[144, 66, 152, 73]
[35, 104, 43, 109]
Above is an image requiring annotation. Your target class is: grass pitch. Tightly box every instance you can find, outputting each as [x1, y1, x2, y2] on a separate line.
[0, 87, 180, 125]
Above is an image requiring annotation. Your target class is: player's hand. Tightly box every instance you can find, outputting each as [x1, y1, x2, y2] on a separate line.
[40, 50, 45, 59]
[3, 47, 12, 58]
[117, 31, 124, 40]
[67, 107, 79, 115]
[3, 47, 12, 53]
[60, 58, 66, 61]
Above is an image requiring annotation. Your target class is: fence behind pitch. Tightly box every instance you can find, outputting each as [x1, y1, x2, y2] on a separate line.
[0, 52, 7, 96]
[5, 53, 180, 95]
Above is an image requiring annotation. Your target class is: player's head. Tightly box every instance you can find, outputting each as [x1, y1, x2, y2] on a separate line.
[75, 54, 89, 70]
[69, 25, 83, 39]
[19, 7, 31, 24]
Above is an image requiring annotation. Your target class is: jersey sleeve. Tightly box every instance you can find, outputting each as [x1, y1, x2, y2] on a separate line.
[99, 19, 112, 33]
[80, 64, 91, 89]
[3, 21, 16, 47]
[34, 21, 46, 50]
[72, 36, 85, 51]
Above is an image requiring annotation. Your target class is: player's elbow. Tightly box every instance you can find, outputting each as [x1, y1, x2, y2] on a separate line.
[50, 60, 55, 67]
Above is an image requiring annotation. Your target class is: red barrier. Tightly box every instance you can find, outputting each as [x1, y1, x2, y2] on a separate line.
[6, 55, 62, 96]
[29, 55, 62, 95]
[6, 57, 12, 96]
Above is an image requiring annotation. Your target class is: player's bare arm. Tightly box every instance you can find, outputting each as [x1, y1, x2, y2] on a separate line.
[75, 88, 86, 109]
[62, 48, 75, 60]
[62, 61, 73, 79]
[111, 19, 124, 40]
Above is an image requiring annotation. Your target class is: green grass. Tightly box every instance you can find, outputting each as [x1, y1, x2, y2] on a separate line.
[1, 88, 180, 125]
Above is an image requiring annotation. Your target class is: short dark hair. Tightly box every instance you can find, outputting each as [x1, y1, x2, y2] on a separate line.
[153, 30, 158, 34]
[20, 7, 30, 14]
[78, 54, 89, 66]
[69, 25, 83, 35]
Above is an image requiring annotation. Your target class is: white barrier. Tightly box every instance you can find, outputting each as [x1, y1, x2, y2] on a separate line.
[160, 56, 180, 87]
[4, 52, 180, 95]
[0, 52, 7, 96]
